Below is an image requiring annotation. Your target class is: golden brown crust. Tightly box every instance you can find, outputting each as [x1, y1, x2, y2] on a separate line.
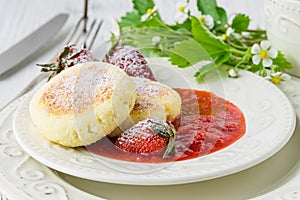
[39, 63, 117, 115]
[30, 62, 137, 147]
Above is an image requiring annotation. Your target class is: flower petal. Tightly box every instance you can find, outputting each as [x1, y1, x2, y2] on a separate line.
[262, 57, 273, 67]
[176, 13, 188, 23]
[271, 72, 282, 77]
[141, 13, 150, 22]
[204, 15, 214, 29]
[251, 44, 260, 54]
[252, 55, 261, 65]
[226, 27, 234, 36]
[268, 48, 278, 59]
[261, 41, 271, 50]
[281, 73, 291, 81]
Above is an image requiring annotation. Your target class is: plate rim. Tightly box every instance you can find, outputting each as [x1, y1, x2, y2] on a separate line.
[12, 58, 297, 185]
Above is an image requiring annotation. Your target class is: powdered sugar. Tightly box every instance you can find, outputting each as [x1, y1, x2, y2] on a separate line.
[40, 63, 119, 114]
[108, 46, 156, 81]
[132, 77, 178, 112]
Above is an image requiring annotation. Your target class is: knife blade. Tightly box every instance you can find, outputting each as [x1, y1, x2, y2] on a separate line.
[0, 13, 69, 76]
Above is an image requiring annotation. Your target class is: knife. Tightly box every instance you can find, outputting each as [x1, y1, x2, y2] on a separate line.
[0, 13, 69, 76]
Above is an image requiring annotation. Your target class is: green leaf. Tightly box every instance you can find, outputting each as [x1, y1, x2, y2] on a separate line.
[216, 7, 228, 27]
[194, 51, 231, 79]
[169, 38, 211, 68]
[248, 64, 261, 73]
[231, 14, 250, 33]
[170, 18, 192, 32]
[214, 51, 231, 66]
[169, 16, 231, 75]
[118, 11, 142, 27]
[191, 16, 229, 59]
[197, 0, 219, 19]
[272, 51, 293, 71]
[138, 12, 164, 28]
[197, 0, 227, 25]
[194, 62, 216, 78]
[133, 0, 155, 15]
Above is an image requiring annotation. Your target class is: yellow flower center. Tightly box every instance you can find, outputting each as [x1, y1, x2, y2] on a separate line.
[271, 76, 282, 84]
[199, 16, 205, 22]
[146, 8, 153, 14]
[260, 50, 268, 59]
[179, 6, 185, 13]
[221, 33, 227, 39]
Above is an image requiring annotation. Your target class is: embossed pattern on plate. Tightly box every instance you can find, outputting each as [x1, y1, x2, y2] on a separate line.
[0, 94, 102, 200]
[12, 58, 296, 185]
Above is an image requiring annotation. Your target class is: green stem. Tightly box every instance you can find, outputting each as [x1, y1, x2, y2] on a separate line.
[230, 48, 247, 56]
[227, 39, 248, 50]
[245, 29, 266, 34]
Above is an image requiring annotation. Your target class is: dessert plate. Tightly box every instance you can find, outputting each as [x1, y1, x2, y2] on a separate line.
[13, 58, 296, 185]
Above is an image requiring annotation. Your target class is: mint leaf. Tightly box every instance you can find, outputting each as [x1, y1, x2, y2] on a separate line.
[169, 38, 211, 68]
[231, 14, 250, 33]
[191, 16, 230, 60]
[133, 0, 155, 15]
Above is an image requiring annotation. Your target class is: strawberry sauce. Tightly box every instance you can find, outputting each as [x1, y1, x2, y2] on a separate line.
[87, 88, 246, 163]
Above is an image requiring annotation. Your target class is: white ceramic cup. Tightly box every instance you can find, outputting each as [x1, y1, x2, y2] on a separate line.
[264, 0, 300, 77]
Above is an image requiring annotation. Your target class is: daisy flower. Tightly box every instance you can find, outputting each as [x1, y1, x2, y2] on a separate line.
[251, 41, 278, 67]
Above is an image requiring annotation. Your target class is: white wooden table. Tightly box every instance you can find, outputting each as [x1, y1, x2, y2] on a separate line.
[4, 1, 290, 200]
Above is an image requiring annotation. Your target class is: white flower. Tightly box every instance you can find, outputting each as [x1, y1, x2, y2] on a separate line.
[141, 6, 158, 21]
[218, 27, 234, 40]
[175, 1, 189, 24]
[266, 72, 291, 84]
[198, 14, 214, 29]
[251, 41, 278, 67]
[226, 27, 234, 37]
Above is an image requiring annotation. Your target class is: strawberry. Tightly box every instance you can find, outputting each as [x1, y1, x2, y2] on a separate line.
[107, 45, 156, 81]
[37, 45, 99, 79]
[115, 117, 176, 158]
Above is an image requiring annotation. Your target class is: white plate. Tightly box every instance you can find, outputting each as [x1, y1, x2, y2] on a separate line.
[13, 58, 296, 186]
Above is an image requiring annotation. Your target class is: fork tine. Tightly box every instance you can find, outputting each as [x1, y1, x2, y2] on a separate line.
[67, 17, 103, 50]
[83, 18, 97, 48]
[65, 17, 84, 45]
[87, 19, 104, 50]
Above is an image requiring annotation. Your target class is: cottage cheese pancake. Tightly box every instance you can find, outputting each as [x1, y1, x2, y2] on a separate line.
[30, 62, 136, 147]
[130, 77, 181, 124]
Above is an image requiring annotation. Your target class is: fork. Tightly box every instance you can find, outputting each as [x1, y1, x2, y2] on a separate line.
[0, 16, 104, 112]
